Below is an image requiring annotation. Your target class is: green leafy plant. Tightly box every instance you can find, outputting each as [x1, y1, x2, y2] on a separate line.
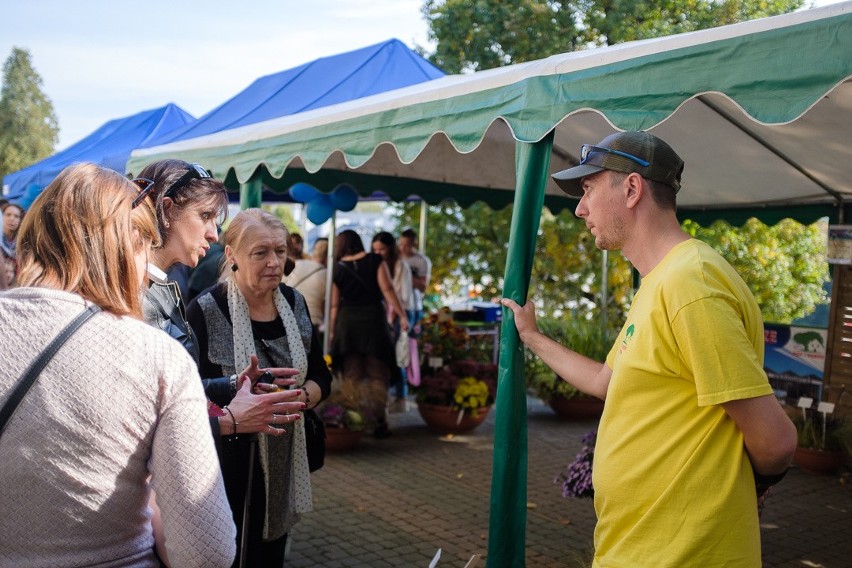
[526, 317, 616, 401]
[786, 404, 852, 453]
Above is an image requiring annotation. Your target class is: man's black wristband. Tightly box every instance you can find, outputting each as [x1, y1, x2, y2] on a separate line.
[753, 467, 788, 486]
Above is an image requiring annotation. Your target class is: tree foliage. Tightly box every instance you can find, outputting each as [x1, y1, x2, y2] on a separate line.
[393, 201, 633, 328]
[0, 47, 59, 179]
[423, 0, 804, 72]
[410, 0, 827, 327]
[683, 218, 829, 323]
[422, 0, 583, 73]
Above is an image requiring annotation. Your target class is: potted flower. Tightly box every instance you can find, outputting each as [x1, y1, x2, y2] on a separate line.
[316, 379, 367, 452]
[416, 359, 497, 435]
[526, 317, 614, 420]
[555, 430, 597, 499]
[419, 309, 470, 371]
[786, 401, 851, 475]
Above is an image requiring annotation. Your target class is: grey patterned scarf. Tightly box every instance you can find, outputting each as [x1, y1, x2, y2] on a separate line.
[227, 278, 312, 518]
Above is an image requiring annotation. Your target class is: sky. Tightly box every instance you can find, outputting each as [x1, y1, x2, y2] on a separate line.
[1, 0, 845, 152]
[1, 0, 433, 150]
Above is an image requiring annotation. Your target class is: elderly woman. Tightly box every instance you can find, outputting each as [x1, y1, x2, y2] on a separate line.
[187, 208, 331, 568]
[0, 163, 235, 567]
[331, 229, 409, 438]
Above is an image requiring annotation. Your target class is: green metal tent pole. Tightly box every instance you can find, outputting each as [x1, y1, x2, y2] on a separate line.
[239, 173, 263, 210]
[487, 132, 553, 567]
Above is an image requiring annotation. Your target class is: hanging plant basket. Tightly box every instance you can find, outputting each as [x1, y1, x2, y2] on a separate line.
[417, 403, 491, 435]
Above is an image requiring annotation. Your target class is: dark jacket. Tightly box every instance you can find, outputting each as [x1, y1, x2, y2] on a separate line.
[142, 279, 234, 449]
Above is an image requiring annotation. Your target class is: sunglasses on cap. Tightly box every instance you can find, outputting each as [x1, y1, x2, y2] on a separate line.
[163, 163, 212, 198]
[130, 178, 156, 209]
[580, 144, 650, 168]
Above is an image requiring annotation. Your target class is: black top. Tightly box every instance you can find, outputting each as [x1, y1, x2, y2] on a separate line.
[334, 253, 384, 306]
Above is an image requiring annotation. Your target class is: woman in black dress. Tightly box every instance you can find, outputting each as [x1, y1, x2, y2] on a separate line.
[329, 229, 408, 437]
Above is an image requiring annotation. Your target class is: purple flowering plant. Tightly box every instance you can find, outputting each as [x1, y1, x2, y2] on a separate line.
[555, 430, 596, 499]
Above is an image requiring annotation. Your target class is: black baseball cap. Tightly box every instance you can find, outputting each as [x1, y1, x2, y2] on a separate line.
[552, 131, 684, 197]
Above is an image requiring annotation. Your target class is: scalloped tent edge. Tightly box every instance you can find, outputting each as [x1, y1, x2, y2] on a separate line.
[128, 5, 852, 226]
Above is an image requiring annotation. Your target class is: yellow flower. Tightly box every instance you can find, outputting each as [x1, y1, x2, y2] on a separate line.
[452, 376, 490, 412]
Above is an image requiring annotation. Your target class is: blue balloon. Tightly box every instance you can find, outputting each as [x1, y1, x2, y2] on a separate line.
[288, 182, 319, 203]
[330, 184, 359, 212]
[306, 193, 335, 224]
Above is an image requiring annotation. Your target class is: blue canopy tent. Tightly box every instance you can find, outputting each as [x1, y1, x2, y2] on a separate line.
[2, 103, 195, 206]
[134, 38, 445, 207]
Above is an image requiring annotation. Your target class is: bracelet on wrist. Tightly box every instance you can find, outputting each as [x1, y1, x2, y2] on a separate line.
[222, 405, 238, 436]
[753, 466, 788, 487]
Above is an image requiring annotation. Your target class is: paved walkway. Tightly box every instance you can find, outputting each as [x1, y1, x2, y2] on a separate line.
[288, 398, 851, 567]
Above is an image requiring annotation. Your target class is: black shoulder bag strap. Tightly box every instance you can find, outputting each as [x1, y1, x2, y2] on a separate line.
[0, 304, 101, 439]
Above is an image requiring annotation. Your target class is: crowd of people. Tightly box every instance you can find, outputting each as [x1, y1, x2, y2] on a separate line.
[0, 159, 433, 567]
[283, 226, 433, 436]
[0, 131, 797, 568]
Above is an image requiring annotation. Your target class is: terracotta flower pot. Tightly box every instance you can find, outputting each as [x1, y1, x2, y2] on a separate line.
[324, 426, 364, 452]
[793, 446, 847, 475]
[417, 402, 491, 435]
[548, 395, 605, 421]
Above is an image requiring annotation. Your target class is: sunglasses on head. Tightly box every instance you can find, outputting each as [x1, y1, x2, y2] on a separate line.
[580, 144, 650, 168]
[163, 163, 212, 199]
[130, 178, 156, 209]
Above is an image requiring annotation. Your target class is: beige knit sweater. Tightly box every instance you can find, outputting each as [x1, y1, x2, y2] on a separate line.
[0, 288, 236, 567]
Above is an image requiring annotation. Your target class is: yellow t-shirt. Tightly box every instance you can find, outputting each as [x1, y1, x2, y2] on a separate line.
[594, 239, 772, 568]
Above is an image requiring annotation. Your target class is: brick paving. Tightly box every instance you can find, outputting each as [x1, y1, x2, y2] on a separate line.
[287, 398, 851, 567]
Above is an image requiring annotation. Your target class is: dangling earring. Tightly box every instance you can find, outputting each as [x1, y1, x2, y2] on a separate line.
[231, 264, 238, 272]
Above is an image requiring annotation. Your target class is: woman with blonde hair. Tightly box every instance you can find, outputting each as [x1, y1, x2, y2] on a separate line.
[187, 208, 331, 567]
[0, 162, 236, 567]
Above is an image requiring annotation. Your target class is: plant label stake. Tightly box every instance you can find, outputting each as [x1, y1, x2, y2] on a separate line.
[818, 401, 835, 450]
[798, 396, 813, 422]
[429, 548, 441, 568]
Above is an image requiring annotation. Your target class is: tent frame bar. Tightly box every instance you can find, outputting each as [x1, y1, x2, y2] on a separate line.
[697, 95, 845, 213]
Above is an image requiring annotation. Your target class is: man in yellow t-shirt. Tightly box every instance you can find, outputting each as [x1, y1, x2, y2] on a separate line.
[502, 131, 798, 567]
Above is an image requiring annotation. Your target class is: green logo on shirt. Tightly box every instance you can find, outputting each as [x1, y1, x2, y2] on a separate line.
[620, 324, 635, 353]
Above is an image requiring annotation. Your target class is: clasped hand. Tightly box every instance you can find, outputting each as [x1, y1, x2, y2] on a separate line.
[229, 355, 304, 435]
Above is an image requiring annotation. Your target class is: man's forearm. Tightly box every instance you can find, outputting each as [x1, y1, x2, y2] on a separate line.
[522, 329, 610, 400]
